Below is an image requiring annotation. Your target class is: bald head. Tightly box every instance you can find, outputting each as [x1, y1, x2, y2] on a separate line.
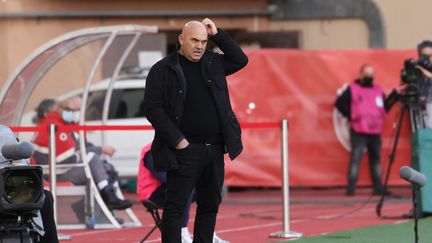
[182, 21, 206, 35]
[179, 20, 208, 62]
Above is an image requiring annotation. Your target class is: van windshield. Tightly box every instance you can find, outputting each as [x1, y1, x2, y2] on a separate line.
[85, 88, 145, 121]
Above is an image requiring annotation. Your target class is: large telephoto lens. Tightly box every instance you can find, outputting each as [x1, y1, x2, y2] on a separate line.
[4, 170, 41, 204]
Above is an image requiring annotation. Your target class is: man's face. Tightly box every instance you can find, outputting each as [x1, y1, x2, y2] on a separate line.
[420, 47, 432, 57]
[57, 97, 81, 123]
[361, 66, 374, 78]
[420, 47, 432, 68]
[179, 26, 208, 62]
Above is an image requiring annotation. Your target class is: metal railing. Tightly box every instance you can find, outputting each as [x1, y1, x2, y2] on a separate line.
[269, 119, 303, 239]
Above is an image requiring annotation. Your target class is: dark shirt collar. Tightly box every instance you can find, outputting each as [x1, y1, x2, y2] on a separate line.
[166, 42, 208, 67]
[354, 78, 373, 87]
[178, 52, 201, 65]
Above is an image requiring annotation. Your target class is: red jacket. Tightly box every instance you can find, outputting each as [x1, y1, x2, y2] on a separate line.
[32, 111, 78, 164]
[137, 143, 161, 202]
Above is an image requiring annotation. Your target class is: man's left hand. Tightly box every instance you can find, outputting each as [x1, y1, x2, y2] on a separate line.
[102, 145, 116, 157]
[415, 65, 432, 79]
[202, 18, 218, 36]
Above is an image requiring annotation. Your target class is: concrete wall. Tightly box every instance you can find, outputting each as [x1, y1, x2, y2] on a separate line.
[269, 0, 432, 50]
[269, 19, 369, 49]
[375, 0, 432, 49]
[0, 0, 268, 86]
[1, 0, 432, 103]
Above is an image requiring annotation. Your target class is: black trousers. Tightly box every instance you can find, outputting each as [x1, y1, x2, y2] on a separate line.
[162, 143, 225, 243]
[347, 130, 383, 191]
[40, 190, 59, 243]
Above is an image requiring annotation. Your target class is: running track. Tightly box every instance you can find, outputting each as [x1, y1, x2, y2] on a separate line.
[59, 187, 412, 242]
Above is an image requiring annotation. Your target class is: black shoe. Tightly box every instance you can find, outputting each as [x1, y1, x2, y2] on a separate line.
[100, 185, 133, 210]
[346, 189, 355, 197]
[372, 188, 392, 196]
[402, 208, 414, 218]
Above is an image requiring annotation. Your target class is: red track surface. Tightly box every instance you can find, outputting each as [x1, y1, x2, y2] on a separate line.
[59, 187, 412, 243]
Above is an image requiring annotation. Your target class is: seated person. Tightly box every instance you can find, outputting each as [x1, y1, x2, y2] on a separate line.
[31, 98, 132, 211]
[137, 144, 229, 243]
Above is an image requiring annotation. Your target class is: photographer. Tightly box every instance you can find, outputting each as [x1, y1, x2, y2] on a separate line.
[335, 64, 397, 196]
[413, 40, 432, 128]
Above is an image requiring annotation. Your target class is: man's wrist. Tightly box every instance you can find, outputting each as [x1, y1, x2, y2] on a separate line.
[209, 28, 224, 41]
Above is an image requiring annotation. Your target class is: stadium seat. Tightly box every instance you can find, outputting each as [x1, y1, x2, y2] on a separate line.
[35, 154, 142, 229]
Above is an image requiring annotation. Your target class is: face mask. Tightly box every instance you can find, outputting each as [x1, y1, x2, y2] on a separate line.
[362, 76, 374, 86]
[62, 110, 75, 123]
[73, 111, 81, 123]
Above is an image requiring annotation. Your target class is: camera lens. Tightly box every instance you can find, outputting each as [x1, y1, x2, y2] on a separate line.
[4, 171, 41, 204]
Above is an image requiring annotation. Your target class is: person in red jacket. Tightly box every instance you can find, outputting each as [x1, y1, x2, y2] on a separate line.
[32, 98, 132, 211]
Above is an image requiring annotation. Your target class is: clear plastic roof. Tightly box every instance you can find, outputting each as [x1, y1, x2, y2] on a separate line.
[0, 25, 158, 126]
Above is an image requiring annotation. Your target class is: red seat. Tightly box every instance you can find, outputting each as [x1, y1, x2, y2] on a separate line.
[43, 180, 75, 187]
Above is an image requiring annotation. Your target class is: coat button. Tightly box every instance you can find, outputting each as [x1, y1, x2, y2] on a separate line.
[208, 79, 211, 83]
[175, 116, 179, 120]
[179, 90, 183, 94]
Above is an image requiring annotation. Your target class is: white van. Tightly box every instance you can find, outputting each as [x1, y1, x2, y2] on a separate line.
[78, 77, 154, 178]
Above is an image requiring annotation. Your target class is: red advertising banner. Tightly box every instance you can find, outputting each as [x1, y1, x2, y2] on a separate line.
[225, 49, 417, 187]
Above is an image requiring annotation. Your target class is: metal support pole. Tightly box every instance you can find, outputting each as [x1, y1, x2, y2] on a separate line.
[269, 119, 303, 239]
[49, 124, 71, 240]
[48, 124, 57, 223]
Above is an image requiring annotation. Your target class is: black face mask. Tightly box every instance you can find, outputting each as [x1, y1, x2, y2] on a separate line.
[418, 54, 432, 71]
[361, 76, 374, 86]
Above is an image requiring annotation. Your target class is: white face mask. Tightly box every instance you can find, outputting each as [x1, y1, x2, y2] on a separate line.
[62, 111, 75, 123]
[73, 111, 81, 123]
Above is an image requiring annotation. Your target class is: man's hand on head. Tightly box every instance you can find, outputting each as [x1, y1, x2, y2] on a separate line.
[175, 138, 190, 150]
[202, 18, 218, 36]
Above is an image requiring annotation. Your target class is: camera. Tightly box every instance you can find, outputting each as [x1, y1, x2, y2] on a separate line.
[401, 55, 431, 84]
[0, 125, 45, 242]
[398, 54, 432, 104]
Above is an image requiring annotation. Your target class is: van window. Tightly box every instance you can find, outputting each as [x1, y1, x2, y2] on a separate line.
[85, 88, 145, 121]
[111, 88, 146, 119]
[85, 90, 106, 121]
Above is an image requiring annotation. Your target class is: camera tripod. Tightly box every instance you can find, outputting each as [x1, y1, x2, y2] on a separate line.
[375, 97, 424, 218]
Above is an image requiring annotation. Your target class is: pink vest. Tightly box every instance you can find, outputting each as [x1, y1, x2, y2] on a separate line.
[137, 143, 161, 202]
[350, 82, 386, 134]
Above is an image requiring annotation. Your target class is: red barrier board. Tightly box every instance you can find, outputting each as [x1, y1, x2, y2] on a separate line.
[10, 49, 417, 188]
[225, 49, 417, 187]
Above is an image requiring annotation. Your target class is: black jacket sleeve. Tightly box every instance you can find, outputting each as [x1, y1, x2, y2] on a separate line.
[210, 29, 248, 76]
[143, 65, 185, 147]
[335, 88, 351, 119]
[384, 89, 399, 112]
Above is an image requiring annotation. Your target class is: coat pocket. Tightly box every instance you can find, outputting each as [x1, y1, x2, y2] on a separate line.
[227, 111, 241, 137]
[151, 138, 178, 171]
